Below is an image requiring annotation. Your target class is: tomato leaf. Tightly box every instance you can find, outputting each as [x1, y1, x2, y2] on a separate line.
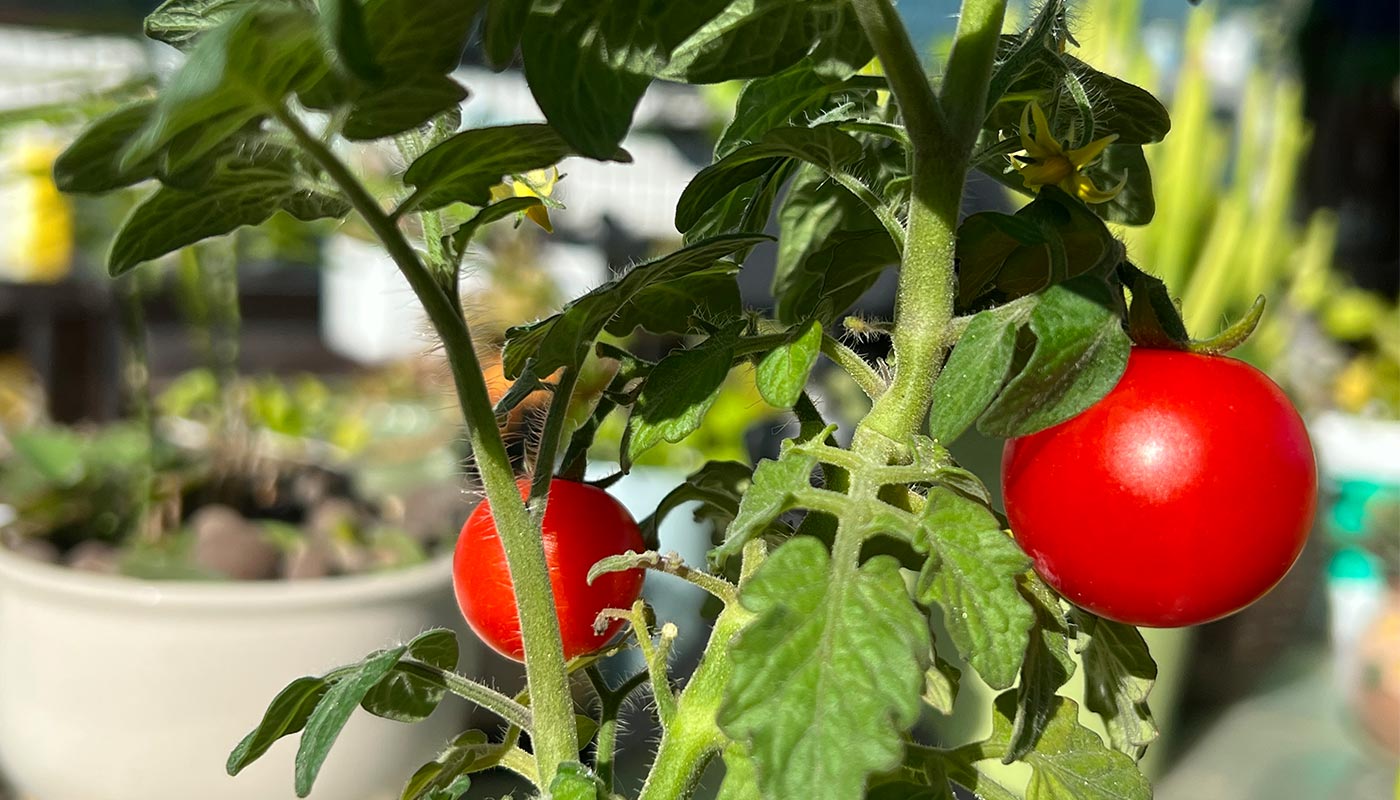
[319, 0, 381, 82]
[519, 0, 726, 159]
[400, 730, 497, 800]
[1005, 575, 1076, 762]
[868, 782, 953, 800]
[922, 643, 962, 716]
[549, 761, 607, 800]
[773, 159, 902, 324]
[607, 265, 744, 338]
[716, 59, 845, 158]
[342, 76, 467, 141]
[144, 0, 262, 50]
[502, 234, 769, 378]
[108, 149, 350, 275]
[716, 744, 762, 800]
[928, 309, 1020, 443]
[361, 0, 481, 80]
[125, 6, 325, 174]
[1086, 144, 1155, 226]
[481, 0, 528, 69]
[675, 125, 864, 233]
[719, 537, 930, 800]
[226, 676, 330, 775]
[640, 460, 754, 544]
[1073, 610, 1159, 757]
[709, 438, 819, 566]
[915, 488, 1034, 690]
[360, 629, 460, 723]
[977, 277, 1130, 438]
[624, 326, 741, 465]
[53, 101, 161, 193]
[296, 645, 409, 795]
[403, 124, 611, 211]
[662, 0, 871, 84]
[755, 320, 823, 409]
[985, 693, 1152, 800]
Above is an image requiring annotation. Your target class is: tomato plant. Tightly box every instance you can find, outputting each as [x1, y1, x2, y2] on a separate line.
[54, 0, 1312, 797]
[1003, 348, 1318, 628]
[454, 478, 646, 662]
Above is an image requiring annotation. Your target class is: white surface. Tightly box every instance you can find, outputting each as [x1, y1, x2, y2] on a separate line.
[1311, 411, 1400, 484]
[321, 234, 429, 365]
[0, 549, 472, 800]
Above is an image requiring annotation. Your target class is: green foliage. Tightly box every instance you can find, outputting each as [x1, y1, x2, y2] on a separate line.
[719, 537, 930, 800]
[915, 489, 1033, 691]
[54, 0, 1196, 796]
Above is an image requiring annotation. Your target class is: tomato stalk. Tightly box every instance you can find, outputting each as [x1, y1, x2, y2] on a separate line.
[273, 107, 578, 786]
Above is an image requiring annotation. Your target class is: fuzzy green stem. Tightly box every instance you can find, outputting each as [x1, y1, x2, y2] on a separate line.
[820, 333, 886, 399]
[274, 107, 577, 785]
[529, 366, 580, 515]
[852, 0, 1004, 452]
[393, 661, 534, 732]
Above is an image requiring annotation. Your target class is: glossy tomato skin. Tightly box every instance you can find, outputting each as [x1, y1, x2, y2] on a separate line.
[1002, 349, 1317, 628]
[453, 478, 646, 662]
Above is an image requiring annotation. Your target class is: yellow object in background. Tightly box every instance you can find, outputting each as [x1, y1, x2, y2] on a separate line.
[0, 135, 73, 282]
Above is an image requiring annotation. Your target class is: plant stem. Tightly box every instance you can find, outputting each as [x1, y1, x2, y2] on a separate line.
[940, 0, 1010, 150]
[851, 0, 1004, 451]
[394, 661, 535, 732]
[820, 332, 886, 399]
[528, 366, 579, 517]
[273, 107, 577, 785]
[637, 603, 752, 800]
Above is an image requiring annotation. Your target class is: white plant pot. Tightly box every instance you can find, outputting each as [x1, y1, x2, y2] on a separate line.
[0, 549, 474, 800]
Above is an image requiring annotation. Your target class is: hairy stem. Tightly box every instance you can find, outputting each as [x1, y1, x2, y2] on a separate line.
[529, 366, 580, 515]
[820, 332, 887, 399]
[941, 0, 1010, 149]
[274, 107, 577, 784]
[393, 661, 534, 732]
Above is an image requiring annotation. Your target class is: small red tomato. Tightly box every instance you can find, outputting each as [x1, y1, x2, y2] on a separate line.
[1002, 348, 1317, 627]
[453, 478, 646, 661]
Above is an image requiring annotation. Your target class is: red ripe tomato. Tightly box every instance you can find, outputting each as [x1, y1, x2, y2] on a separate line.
[453, 478, 646, 661]
[1001, 348, 1317, 628]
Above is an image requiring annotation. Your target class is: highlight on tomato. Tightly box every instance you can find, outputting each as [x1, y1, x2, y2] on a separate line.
[1002, 348, 1318, 628]
[453, 478, 646, 661]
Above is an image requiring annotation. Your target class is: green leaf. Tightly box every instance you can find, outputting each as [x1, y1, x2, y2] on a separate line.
[549, 762, 606, 800]
[482, 0, 529, 69]
[502, 234, 768, 377]
[360, 629, 460, 723]
[362, 0, 482, 80]
[520, 0, 727, 158]
[320, 0, 382, 81]
[227, 676, 330, 775]
[1086, 144, 1154, 225]
[400, 730, 494, 800]
[144, 0, 261, 50]
[709, 439, 818, 566]
[625, 326, 741, 464]
[677, 125, 863, 232]
[663, 0, 872, 84]
[716, 60, 840, 158]
[53, 101, 159, 193]
[342, 76, 467, 141]
[754, 320, 822, 409]
[717, 744, 762, 800]
[1074, 610, 1159, 756]
[641, 460, 753, 543]
[954, 211, 1048, 307]
[922, 646, 962, 716]
[719, 538, 931, 800]
[126, 6, 325, 173]
[403, 123, 607, 210]
[1120, 262, 1188, 349]
[773, 142, 906, 323]
[915, 488, 1033, 690]
[987, 693, 1152, 800]
[446, 197, 543, 255]
[1006, 575, 1076, 762]
[977, 277, 1130, 438]
[1063, 56, 1170, 146]
[928, 310, 1020, 443]
[608, 265, 744, 337]
[108, 150, 349, 275]
[296, 646, 408, 796]
[682, 161, 792, 243]
[868, 783, 952, 800]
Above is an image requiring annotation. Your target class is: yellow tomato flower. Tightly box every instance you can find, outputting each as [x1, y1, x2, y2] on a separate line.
[490, 167, 561, 232]
[1013, 101, 1124, 204]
